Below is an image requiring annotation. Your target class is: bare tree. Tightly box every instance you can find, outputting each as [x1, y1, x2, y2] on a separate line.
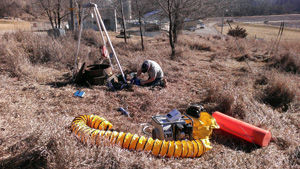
[119, 0, 127, 43]
[156, 0, 218, 59]
[134, 0, 145, 50]
[36, 0, 69, 29]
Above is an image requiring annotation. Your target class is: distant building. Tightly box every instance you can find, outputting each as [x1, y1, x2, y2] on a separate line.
[76, 8, 117, 31]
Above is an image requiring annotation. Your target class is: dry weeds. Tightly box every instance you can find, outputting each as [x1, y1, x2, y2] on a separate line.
[0, 31, 299, 169]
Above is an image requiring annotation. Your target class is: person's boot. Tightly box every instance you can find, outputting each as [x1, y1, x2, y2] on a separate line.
[161, 79, 167, 88]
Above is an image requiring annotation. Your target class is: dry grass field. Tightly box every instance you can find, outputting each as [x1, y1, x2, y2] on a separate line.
[216, 22, 300, 42]
[0, 30, 299, 169]
[0, 19, 31, 32]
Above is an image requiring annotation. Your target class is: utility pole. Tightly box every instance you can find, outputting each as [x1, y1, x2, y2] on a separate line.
[70, 0, 74, 31]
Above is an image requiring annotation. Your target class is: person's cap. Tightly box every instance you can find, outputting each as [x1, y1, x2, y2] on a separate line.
[141, 62, 149, 73]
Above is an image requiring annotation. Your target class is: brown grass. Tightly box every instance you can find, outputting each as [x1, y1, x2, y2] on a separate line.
[259, 75, 296, 110]
[270, 52, 300, 74]
[0, 31, 299, 169]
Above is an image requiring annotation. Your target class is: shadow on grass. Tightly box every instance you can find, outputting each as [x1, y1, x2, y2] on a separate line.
[46, 73, 73, 88]
[212, 130, 260, 153]
[0, 149, 47, 169]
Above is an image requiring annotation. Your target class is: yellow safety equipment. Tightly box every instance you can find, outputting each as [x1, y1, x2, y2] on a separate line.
[184, 112, 219, 140]
[71, 114, 218, 158]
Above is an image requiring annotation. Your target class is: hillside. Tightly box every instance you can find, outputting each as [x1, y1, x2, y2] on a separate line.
[0, 30, 299, 169]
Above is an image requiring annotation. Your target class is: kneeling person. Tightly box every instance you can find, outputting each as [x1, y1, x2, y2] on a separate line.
[137, 60, 165, 87]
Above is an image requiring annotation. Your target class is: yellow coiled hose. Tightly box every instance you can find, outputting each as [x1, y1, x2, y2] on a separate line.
[71, 114, 214, 158]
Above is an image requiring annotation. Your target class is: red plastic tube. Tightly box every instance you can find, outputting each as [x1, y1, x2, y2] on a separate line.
[212, 111, 271, 147]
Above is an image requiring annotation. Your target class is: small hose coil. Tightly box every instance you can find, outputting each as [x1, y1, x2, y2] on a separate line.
[71, 114, 213, 158]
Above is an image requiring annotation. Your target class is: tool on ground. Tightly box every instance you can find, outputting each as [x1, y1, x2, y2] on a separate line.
[74, 90, 85, 97]
[118, 107, 130, 117]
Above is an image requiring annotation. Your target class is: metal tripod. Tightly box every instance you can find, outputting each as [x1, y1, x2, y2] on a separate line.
[74, 2, 126, 82]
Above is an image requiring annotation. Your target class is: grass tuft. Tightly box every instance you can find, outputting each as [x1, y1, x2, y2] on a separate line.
[271, 52, 300, 74]
[260, 77, 296, 109]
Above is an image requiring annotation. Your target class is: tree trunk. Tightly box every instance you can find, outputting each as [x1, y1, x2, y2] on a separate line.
[47, 10, 55, 29]
[69, 0, 74, 31]
[120, 0, 127, 43]
[57, 0, 61, 29]
[169, 14, 175, 59]
[136, 0, 144, 50]
[168, 0, 175, 59]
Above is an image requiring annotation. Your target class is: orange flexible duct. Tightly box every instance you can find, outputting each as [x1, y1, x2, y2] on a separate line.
[71, 114, 214, 158]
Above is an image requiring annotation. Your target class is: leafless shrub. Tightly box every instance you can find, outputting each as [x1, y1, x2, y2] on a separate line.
[227, 25, 248, 38]
[270, 52, 300, 74]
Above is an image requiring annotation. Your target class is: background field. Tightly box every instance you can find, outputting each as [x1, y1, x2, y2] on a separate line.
[0, 19, 31, 32]
[215, 22, 300, 42]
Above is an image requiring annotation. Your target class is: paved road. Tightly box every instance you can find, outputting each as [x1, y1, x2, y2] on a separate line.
[184, 22, 221, 36]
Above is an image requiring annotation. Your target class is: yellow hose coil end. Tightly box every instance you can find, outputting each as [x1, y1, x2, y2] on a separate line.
[116, 132, 126, 147]
[174, 141, 183, 158]
[151, 139, 163, 156]
[122, 133, 133, 149]
[129, 134, 139, 150]
[166, 141, 175, 158]
[110, 131, 119, 144]
[181, 140, 188, 158]
[186, 141, 194, 157]
[159, 140, 169, 157]
[135, 136, 147, 151]
[144, 137, 155, 152]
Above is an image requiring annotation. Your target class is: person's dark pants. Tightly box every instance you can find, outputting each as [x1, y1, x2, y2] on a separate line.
[144, 77, 162, 87]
